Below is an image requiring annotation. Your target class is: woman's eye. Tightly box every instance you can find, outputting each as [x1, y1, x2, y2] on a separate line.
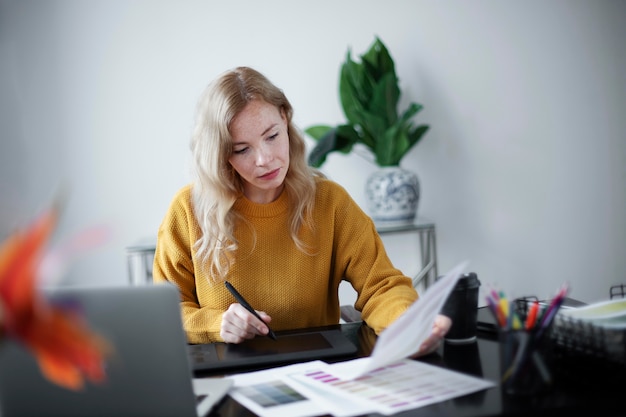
[268, 133, 279, 141]
[233, 147, 248, 155]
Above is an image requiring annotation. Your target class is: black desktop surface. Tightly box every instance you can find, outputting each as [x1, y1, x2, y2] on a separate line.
[209, 321, 626, 417]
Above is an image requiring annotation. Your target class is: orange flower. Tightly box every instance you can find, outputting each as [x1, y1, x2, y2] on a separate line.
[0, 201, 112, 391]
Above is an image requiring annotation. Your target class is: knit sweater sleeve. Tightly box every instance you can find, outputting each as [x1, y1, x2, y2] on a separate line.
[323, 181, 419, 334]
[152, 185, 223, 343]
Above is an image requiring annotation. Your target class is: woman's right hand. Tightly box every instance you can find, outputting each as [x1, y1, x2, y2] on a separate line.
[220, 303, 272, 343]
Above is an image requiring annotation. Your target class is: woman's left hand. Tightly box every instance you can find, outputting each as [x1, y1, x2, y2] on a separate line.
[411, 314, 452, 357]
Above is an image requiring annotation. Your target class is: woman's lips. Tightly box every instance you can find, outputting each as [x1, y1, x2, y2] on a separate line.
[259, 168, 280, 180]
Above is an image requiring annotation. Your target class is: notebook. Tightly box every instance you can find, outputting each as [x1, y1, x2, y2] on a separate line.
[0, 283, 232, 417]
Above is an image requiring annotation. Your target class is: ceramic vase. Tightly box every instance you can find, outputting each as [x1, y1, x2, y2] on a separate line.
[364, 166, 419, 227]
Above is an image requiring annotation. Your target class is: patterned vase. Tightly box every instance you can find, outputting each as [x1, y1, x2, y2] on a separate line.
[365, 167, 420, 227]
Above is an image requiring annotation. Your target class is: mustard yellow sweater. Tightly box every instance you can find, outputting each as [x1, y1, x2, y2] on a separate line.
[153, 178, 418, 343]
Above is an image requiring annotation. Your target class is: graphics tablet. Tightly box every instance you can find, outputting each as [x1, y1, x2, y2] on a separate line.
[188, 328, 357, 372]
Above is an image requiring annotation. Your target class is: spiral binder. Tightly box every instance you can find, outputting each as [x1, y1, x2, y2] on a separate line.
[513, 295, 626, 369]
[552, 314, 626, 365]
[610, 284, 626, 300]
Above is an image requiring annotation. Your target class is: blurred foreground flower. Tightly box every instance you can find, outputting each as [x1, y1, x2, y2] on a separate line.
[0, 200, 112, 391]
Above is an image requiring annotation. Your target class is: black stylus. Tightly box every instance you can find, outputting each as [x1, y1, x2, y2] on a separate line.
[224, 281, 277, 340]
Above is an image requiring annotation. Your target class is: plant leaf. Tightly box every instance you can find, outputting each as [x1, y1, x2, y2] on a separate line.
[352, 108, 384, 150]
[307, 125, 358, 167]
[407, 124, 430, 150]
[340, 55, 371, 125]
[361, 37, 396, 81]
[369, 73, 400, 128]
[375, 125, 401, 166]
[304, 125, 333, 141]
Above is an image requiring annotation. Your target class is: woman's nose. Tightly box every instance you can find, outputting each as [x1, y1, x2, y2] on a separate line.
[255, 145, 272, 166]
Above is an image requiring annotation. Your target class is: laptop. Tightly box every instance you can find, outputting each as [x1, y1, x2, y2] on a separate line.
[0, 283, 232, 417]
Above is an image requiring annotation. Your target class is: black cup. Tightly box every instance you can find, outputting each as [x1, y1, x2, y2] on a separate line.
[441, 272, 481, 344]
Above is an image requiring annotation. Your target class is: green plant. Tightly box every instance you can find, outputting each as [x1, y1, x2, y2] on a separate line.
[305, 36, 429, 168]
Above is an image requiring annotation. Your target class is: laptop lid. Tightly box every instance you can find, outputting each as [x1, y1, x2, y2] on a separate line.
[0, 283, 228, 417]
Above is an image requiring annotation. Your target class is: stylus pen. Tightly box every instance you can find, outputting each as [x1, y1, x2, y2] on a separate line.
[224, 281, 277, 340]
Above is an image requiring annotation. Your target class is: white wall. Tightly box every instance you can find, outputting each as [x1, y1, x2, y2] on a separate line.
[1, 0, 625, 305]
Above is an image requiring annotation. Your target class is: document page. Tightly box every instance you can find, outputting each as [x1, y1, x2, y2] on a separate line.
[289, 358, 494, 416]
[330, 261, 468, 380]
[228, 361, 372, 417]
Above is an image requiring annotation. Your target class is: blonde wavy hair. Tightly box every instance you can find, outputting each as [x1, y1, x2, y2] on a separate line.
[190, 66, 323, 281]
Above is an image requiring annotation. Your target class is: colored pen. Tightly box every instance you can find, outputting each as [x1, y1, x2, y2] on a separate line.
[499, 292, 509, 327]
[485, 295, 501, 327]
[488, 286, 501, 304]
[525, 301, 539, 330]
[535, 283, 569, 339]
[510, 302, 523, 330]
[486, 292, 506, 328]
[539, 284, 568, 328]
[224, 281, 277, 340]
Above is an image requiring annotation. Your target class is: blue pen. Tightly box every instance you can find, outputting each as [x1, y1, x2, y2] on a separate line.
[224, 281, 277, 340]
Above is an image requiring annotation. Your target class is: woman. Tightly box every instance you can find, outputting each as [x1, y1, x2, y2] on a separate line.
[153, 66, 449, 355]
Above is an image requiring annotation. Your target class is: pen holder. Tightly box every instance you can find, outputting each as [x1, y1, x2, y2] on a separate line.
[499, 328, 554, 396]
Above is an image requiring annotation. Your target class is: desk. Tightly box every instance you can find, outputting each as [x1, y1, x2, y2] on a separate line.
[126, 218, 437, 288]
[205, 322, 626, 416]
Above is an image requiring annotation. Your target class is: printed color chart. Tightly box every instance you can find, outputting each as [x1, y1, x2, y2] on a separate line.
[238, 380, 307, 408]
[292, 359, 494, 415]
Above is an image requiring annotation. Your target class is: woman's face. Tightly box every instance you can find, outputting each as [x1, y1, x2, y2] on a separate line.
[228, 99, 290, 204]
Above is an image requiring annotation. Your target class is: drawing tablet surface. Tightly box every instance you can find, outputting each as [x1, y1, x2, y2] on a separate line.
[188, 328, 357, 372]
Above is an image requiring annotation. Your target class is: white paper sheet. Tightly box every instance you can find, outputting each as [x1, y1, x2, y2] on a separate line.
[330, 261, 468, 380]
[227, 361, 368, 417]
[289, 358, 495, 416]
